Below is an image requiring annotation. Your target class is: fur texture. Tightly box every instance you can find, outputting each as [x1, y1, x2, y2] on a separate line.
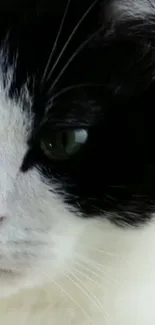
[0, 0, 154, 324]
[106, 0, 155, 20]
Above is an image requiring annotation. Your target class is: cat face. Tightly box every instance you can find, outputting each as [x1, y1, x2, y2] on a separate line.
[0, 0, 154, 295]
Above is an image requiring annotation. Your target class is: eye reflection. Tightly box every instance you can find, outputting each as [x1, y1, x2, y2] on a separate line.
[41, 129, 88, 160]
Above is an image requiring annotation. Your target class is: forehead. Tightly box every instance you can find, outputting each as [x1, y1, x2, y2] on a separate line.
[0, 0, 105, 159]
[0, 1, 106, 132]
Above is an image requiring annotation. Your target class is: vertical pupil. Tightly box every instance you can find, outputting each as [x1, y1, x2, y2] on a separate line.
[62, 132, 68, 148]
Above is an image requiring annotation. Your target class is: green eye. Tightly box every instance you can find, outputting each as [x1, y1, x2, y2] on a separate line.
[41, 129, 88, 160]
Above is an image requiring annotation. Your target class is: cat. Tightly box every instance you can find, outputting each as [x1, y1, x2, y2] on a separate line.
[0, 0, 155, 324]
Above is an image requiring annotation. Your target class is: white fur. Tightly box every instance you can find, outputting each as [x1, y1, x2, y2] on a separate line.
[0, 219, 155, 324]
[0, 65, 85, 296]
[0, 63, 155, 324]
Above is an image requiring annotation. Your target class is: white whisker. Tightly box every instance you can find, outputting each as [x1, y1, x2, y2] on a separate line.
[72, 266, 102, 287]
[41, 0, 72, 85]
[47, 25, 104, 93]
[75, 259, 122, 285]
[75, 253, 110, 271]
[77, 245, 121, 257]
[46, 0, 100, 84]
[66, 272, 108, 319]
[74, 260, 107, 278]
[41, 270, 94, 324]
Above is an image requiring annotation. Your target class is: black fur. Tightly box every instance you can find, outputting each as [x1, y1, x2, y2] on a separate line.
[1, 0, 155, 226]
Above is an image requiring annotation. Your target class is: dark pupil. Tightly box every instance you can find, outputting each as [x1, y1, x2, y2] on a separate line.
[41, 129, 88, 161]
[62, 132, 68, 149]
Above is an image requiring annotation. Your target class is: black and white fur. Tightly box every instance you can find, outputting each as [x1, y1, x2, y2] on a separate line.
[0, 0, 155, 324]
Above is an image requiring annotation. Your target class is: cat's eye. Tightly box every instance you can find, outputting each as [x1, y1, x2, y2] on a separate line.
[41, 129, 88, 160]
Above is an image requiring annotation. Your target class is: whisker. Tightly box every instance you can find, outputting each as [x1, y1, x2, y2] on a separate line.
[76, 245, 121, 257]
[46, 82, 103, 108]
[41, 0, 72, 85]
[74, 260, 122, 285]
[88, 248, 119, 256]
[66, 272, 107, 318]
[74, 260, 107, 278]
[75, 253, 110, 272]
[72, 266, 102, 287]
[46, 0, 100, 84]
[41, 270, 94, 324]
[47, 25, 104, 94]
